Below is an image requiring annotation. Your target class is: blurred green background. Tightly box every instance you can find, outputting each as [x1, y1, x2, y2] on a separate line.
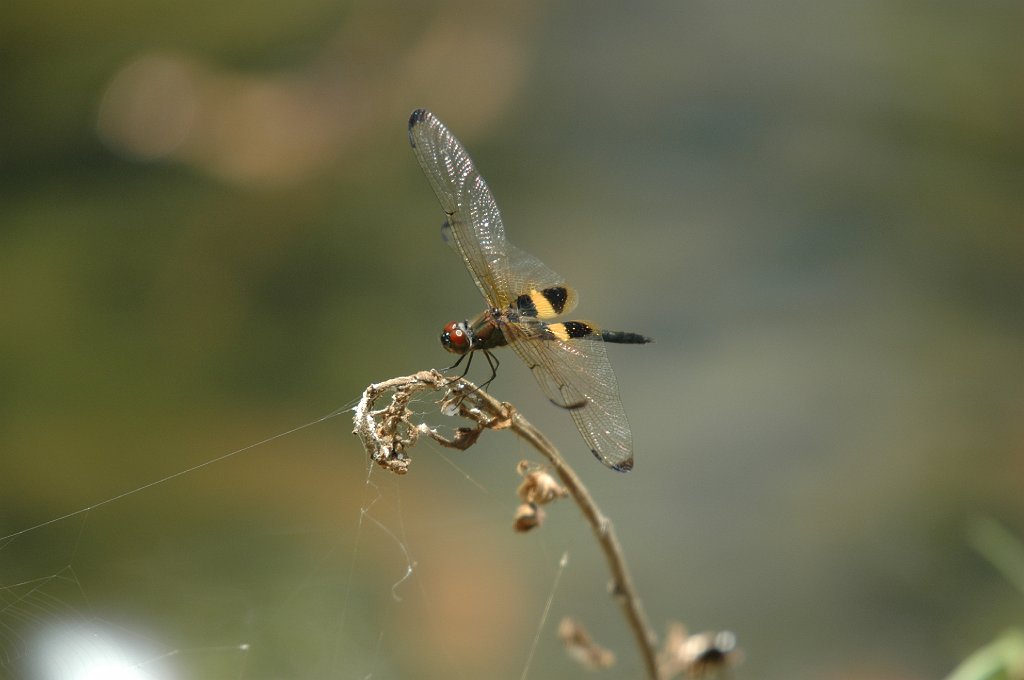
[3, 1, 1023, 679]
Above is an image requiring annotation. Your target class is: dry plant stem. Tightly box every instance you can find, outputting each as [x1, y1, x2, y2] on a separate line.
[354, 370, 661, 678]
[506, 407, 661, 680]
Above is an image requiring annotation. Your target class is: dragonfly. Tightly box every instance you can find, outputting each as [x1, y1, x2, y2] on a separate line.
[407, 109, 651, 472]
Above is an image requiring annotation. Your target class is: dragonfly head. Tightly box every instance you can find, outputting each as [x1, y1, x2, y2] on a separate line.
[440, 320, 472, 354]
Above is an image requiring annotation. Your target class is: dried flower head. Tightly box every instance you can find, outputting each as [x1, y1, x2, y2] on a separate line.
[659, 621, 740, 678]
[353, 370, 512, 474]
[516, 461, 568, 505]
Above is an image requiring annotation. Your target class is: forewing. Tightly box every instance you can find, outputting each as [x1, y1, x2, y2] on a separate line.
[505, 322, 634, 471]
[409, 109, 510, 306]
[440, 222, 578, 318]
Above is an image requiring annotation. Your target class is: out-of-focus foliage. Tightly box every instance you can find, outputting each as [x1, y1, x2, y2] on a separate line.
[945, 630, 1024, 680]
[945, 520, 1024, 680]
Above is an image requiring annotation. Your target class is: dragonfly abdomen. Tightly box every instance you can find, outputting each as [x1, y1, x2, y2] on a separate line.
[545, 322, 652, 345]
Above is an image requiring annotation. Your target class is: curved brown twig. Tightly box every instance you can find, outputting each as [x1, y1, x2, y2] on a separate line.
[353, 369, 661, 678]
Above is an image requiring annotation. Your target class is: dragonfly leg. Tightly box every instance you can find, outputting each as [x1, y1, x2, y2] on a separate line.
[478, 350, 500, 391]
[442, 351, 472, 376]
[440, 351, 481, 407]
[441, 350, 500, 408]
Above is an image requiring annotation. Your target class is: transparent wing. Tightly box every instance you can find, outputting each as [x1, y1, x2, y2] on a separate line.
[409, 109, 511, 306]
[504, 321, 634, 472]
[440, 219, 576, 315]
[505, 243, 578, 317]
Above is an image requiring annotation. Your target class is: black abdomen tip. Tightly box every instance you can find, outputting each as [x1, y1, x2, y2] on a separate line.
[600, 330, 653, 344]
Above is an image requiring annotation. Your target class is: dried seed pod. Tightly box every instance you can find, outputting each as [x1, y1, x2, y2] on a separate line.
[513, 502, 544, 532]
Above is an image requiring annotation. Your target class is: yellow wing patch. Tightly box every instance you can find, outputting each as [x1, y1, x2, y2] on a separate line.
[522, 286, 578, 319]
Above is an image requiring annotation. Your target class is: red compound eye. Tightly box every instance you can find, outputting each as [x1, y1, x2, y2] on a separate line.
[441, 321, 470, 353]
